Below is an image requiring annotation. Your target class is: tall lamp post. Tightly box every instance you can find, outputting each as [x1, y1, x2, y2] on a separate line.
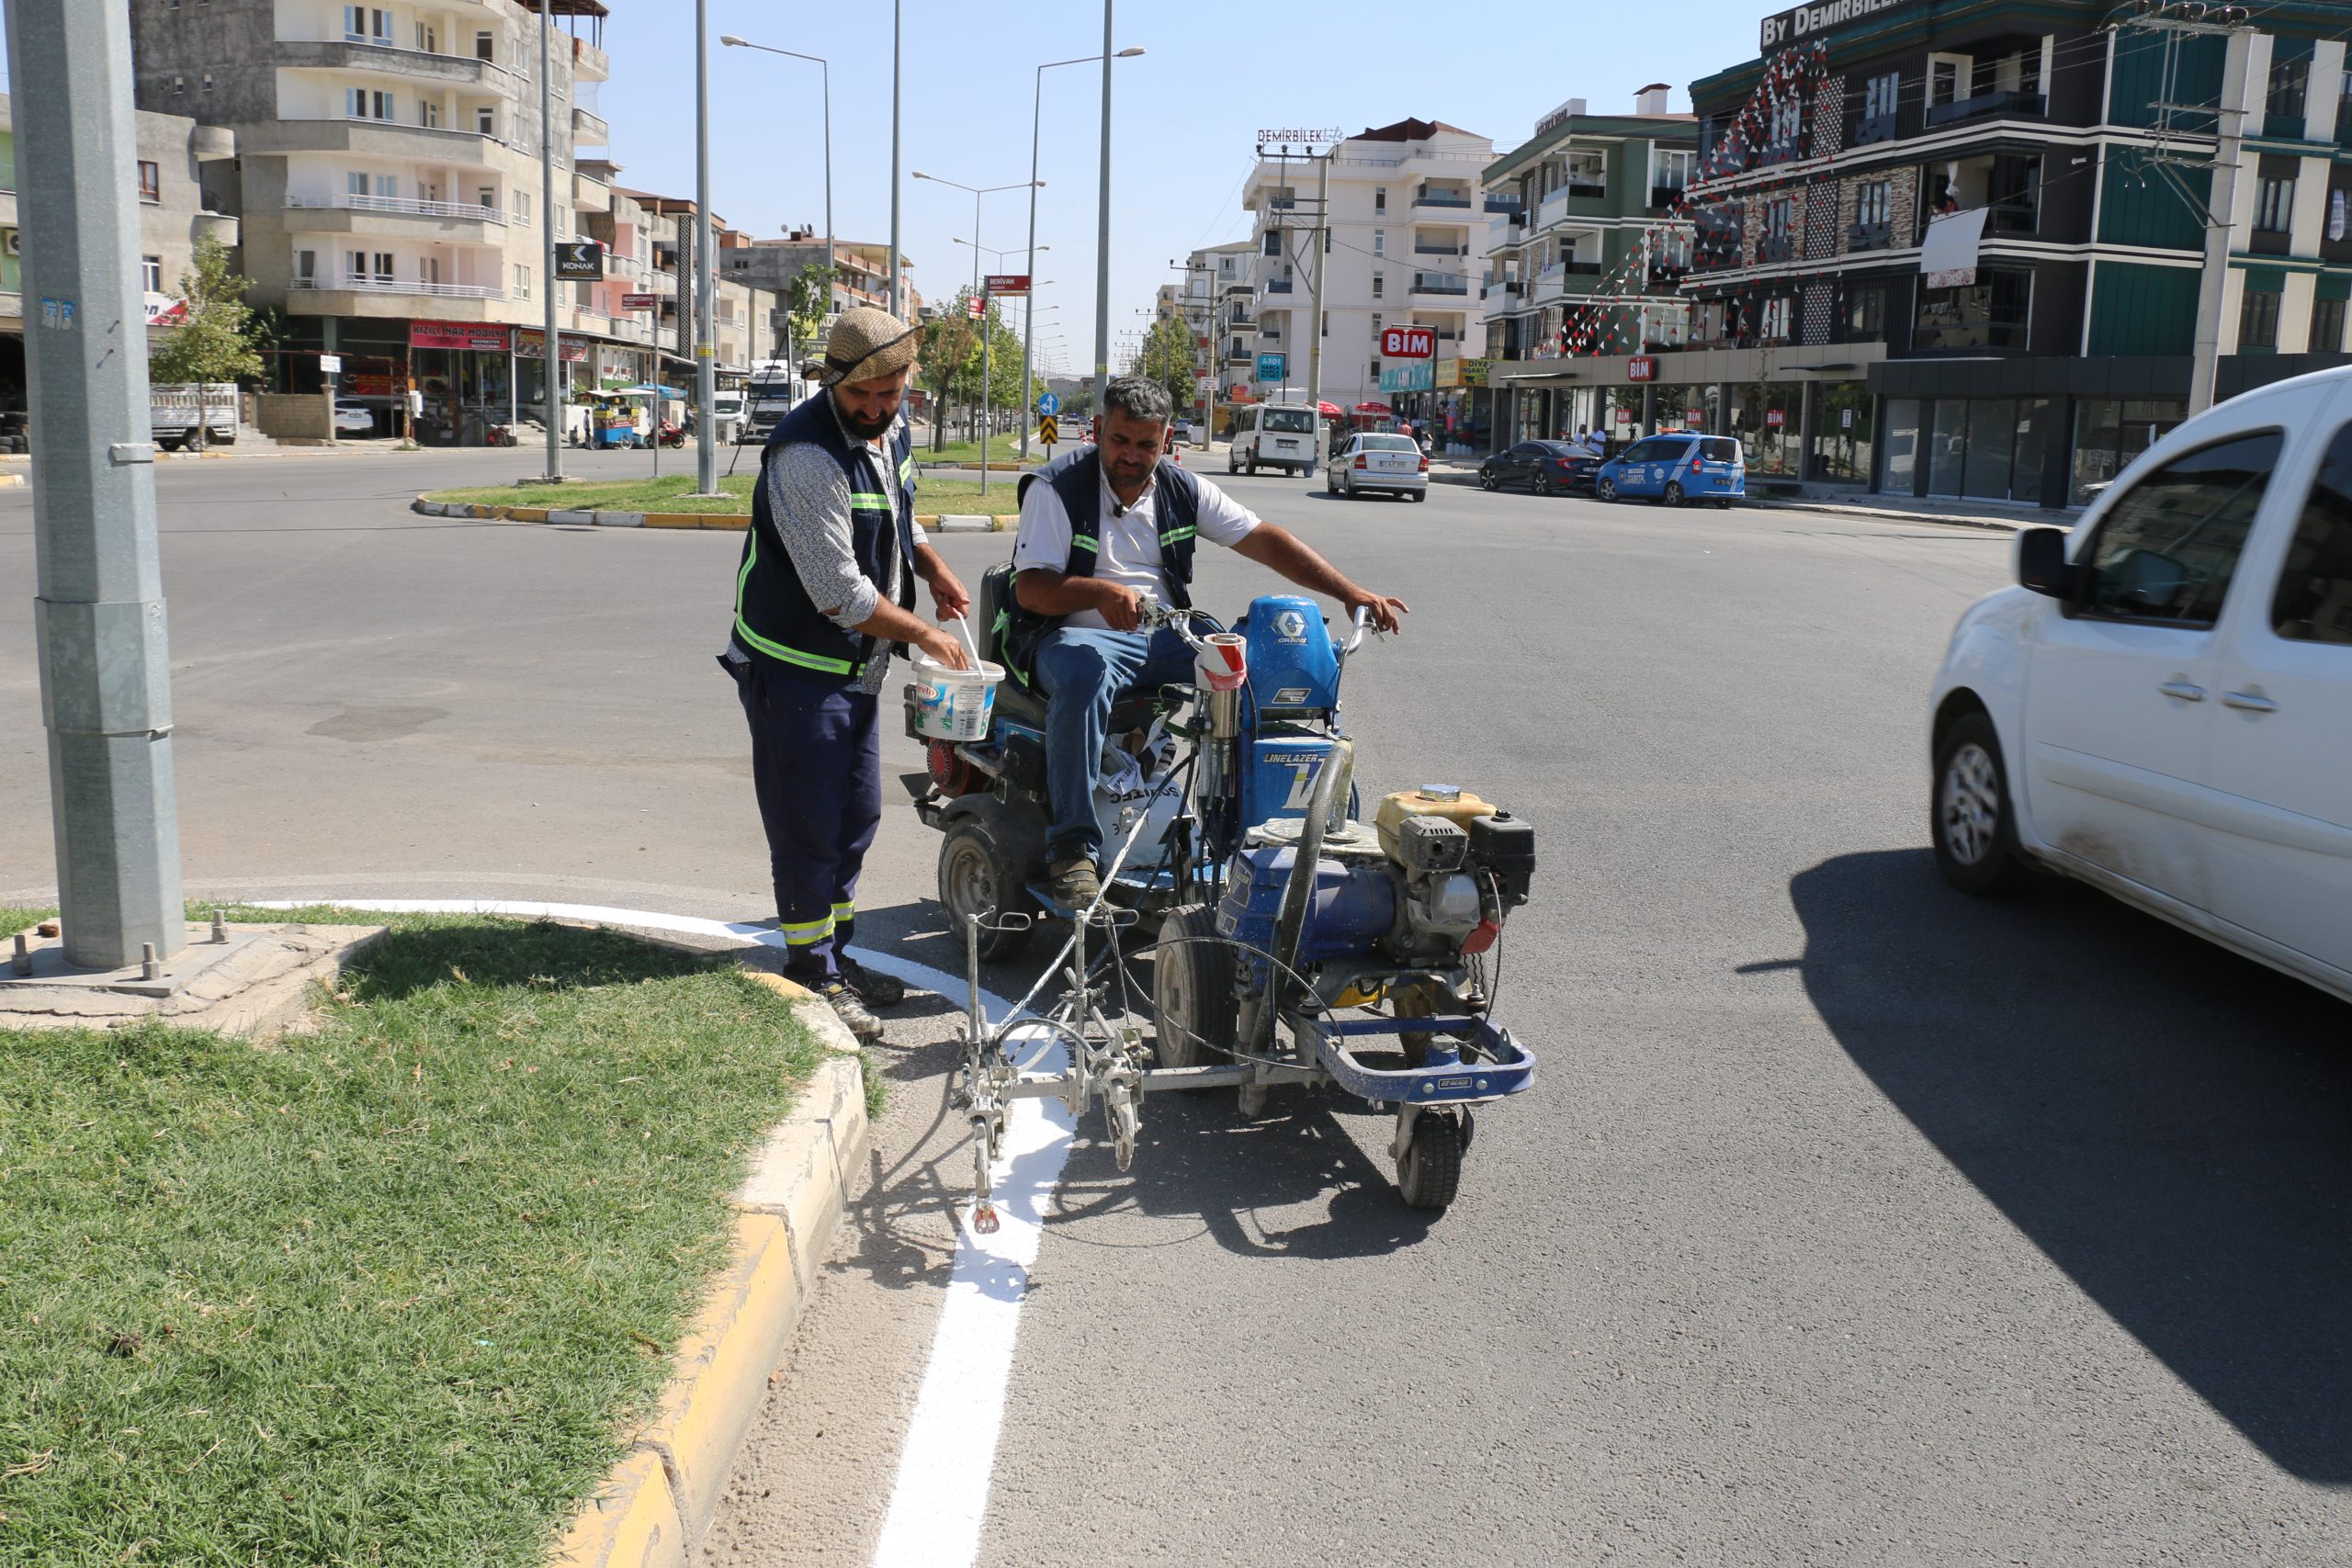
[1023, 47, 1141, 459]
[691, 0, 718, 495]
[956, 238, 1046, 452]
[719, 36, 832, 310]
[912, 170, 1039, 490]
[537, 2, 560, 480]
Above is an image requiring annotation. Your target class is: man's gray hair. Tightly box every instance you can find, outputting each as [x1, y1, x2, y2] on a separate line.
[1101, 375, 1172, 426]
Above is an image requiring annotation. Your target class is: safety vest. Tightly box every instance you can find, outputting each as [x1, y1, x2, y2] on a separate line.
[999, 447, 1201, 684]
[730, 395, 918, 686]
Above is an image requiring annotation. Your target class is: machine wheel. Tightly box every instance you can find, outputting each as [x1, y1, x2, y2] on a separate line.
[1532, 470, 1555, 497]
[1396, 1111, 1464, 1210]
[1663, 481, 1687, 508]
[1597, 476, 1618, 502]
[1152, 904, 1236, 1074]
[1477, 468, 1498, 491]
[1932, 712, 2033, 897]
[938, 812, 1037, 961]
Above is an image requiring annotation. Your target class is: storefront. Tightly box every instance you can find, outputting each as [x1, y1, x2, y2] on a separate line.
[408, 319, 514, 447]
[1730, 381, 1804, 479]
[2068, 397, 2188, 506]
[1430, 357, 1495, 454]
[1806, 380, 1874, 486]
[515, 327, 591, 433]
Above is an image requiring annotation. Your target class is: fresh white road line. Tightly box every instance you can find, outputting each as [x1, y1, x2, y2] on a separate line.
[252, 897, 1073, 1568]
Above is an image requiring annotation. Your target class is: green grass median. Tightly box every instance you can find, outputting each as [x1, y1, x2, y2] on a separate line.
[0, 912, 820, 1566]
[421, 473, 1024, 516]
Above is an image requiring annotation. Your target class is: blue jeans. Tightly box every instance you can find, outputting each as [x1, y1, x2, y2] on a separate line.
[1034, 625, 1195, 863]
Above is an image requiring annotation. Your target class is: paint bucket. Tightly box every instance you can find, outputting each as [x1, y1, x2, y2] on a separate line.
[908, 653, 1004, 741]
[1195, 633, 1248, 693]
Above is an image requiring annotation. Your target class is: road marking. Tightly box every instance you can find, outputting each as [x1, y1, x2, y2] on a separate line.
[250, 898, 1070, 1568]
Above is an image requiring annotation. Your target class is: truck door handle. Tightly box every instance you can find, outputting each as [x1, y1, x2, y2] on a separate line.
[2157, 680, 2207, 702]
[2222, 690, 2278, 714]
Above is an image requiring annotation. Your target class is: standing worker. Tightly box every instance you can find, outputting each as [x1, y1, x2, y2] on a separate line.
[723, 307, 971, 1042]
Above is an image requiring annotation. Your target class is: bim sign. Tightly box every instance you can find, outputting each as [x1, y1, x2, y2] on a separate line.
[1381, 326, 1435, 359]
[1758, 0, 1921, 52]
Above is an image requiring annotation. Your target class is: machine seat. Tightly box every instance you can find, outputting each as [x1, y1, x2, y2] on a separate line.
[973, 562, 1183, 737]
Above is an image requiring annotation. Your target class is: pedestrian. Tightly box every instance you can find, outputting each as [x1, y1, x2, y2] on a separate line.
[722, 307, 972, 1043]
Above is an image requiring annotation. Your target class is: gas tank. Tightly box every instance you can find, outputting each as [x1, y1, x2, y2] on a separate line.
[1235, 594, 1340, 713]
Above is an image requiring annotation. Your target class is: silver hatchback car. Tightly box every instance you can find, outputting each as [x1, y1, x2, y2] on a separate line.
[1327, 432, 1429, 502]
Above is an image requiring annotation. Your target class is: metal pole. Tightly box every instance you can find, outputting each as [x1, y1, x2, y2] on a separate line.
[1309, 150, 1329, 467]
[8, 0, 184, 967]
[1092, 0, 1113, 397]
[821, 60, 835, 310]
[980, 289, 992, 499]
[539, 6, 561, 479]
[694, 0, 718, 492]
[1022, 64, 1044, 462]
[2188, 26, 2253, 416]
[888, 0, 902, 316]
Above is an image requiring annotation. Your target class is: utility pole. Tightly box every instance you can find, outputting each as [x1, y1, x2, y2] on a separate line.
[2188, 25, 2254, 415]
[1092, 0, 1114, 397]
[1308, 147, 1329, 464]
[539, 4, 562, 479]
[8, 0, 185, 968]
[694, 0, 718, 493]
[888, 0, 903, 317]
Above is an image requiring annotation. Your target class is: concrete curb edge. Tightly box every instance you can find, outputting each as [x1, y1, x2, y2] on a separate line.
[413, 496, 1015, 533]
[546, 974, 869, 1568]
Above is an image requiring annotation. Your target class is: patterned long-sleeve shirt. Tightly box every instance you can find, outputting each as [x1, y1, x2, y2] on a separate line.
[727, 396, 926, 694]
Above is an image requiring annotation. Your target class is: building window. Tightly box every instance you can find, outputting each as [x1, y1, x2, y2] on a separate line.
[419, 99, 440, 129]
[371, 252, 393, 283]
[1928, 53, 1971, 107]
[2267, 54, 2310, 129]
[1760, 295, 1792, 342]
[475, 30, 494, 62]
[416, 22, 437, 52]
[201, 73, 213, 93]
[345, 250, 366, 283]
[1847, 284, 1884, 341]
[1261, 229, 1280, 257]
[294, 250, 316, 286]
[1856, 180, 1889, 228]
[516, 264, 531, 299]
[1860, 69, 1900, 135]
[1652, 149, 1692, 206]
[1321, 310, 1329, 336]
[1371, 271, 1384, 299]
[2256, 176, 2296, 234]
[172, 75, 186, 96]
[1916, 266, 2032, 351]
[1373, 229, 1385, 256]
[514, 190, 531, 225]
[1565, 149, 1606, 194]
[141, 255, 162, 294]
[1767, 93, 1803, 148]
[136, 160, 160, 204]
[476, 107, 496, 138]
[2312, 295, 2346, 354]
[1374, 186, 1386, 213]
[2240, 283, 2281, 350]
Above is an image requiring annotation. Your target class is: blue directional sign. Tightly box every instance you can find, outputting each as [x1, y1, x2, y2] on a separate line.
[1257, 353, 1286, 383]
[1036, 391, 1059, 416]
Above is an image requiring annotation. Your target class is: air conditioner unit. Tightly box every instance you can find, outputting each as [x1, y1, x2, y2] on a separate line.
[3, 231, 18, 258]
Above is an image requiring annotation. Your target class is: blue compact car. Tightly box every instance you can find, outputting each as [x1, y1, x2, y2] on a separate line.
[1595, 434, 1746, 508]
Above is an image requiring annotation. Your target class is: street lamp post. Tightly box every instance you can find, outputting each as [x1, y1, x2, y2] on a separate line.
[956, 238, 1047, 460]
[720, 37, 832, 309]
[1093, 1, 1114, 401]
[538, 3, 560, 481]
[692, 0, 718, 495]
[913, 172, 1039, 493]
[889, 0, 902, 315]
[1023, 48, 1141, 460]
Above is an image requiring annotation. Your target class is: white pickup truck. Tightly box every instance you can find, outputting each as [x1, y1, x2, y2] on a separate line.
[149, 383, 238, 450]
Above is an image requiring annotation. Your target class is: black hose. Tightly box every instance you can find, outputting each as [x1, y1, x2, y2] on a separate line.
[1266, 738, 1352, 1028]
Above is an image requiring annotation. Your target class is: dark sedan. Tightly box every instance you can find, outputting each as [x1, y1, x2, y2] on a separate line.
[1478, 440, 1599, 496]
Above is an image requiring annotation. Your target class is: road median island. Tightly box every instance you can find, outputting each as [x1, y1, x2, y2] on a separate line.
[417, 477, 1018, 535]
[0, 908, 869, 1568]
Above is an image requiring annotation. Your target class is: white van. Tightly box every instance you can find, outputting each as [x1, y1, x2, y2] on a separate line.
[1227, 402, 1319, 477]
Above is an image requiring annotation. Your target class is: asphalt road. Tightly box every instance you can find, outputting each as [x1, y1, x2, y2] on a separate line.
[6, 453, 2348, 1564]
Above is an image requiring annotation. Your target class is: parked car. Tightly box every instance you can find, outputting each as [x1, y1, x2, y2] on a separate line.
[1327, 433, 1428, 501]
[1478, 440, 1598, 496]
[1227, 402, 1319, 477]
[1928, 367, 2352, 1007]
[332, 399, 377, 435]
[1595, 433, 1745, 507]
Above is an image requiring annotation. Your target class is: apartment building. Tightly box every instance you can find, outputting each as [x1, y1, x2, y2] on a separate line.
[1662, 0, 2352, 506]
[1483, 91, 1700, 448]
[720, 232, 919, 325]
[1170, 239, 1252, 430]
[129, 0, 620, 443]
[1238, 118, 1497, 425]
[0, 93, 238, 408]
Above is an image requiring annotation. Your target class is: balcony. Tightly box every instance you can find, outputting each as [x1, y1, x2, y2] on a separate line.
[242, 118, 512, 164]
[1487, 209, 1524, 249]
[1413, 185, 1472, 209]
[572, 105, 609, 144]
[292, 274, 503, 299]
[1263, 276, 1295, 294]
[277, 38, 498, 88]
[289, 191, 510, 226]
[1925, 91, 2045, 130]
[1649, 185, 1688, 210]
[1411, 271, 1470, 297]
[192, 125, 236, 162]
[1852, 110, 1896, 147]
[1847, 220, 1891, 252]
[1484, 195, 1522, 215]
[1531, 262, 1568, 304]
[1413, 243, 1466, 257]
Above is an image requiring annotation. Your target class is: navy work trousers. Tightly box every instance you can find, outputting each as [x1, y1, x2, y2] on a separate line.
[734, 660, 881, 985]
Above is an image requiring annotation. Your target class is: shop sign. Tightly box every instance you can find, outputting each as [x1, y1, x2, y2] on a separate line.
[1381, 325, 1435, 359]
[1377, 360, 1434, 393]
[1687, 408, 1705, 425]
[1627, 355, 1657, 382]
[1765, 409, 1786, 428]
[514, 328, 592, 363]
[621, 291, 661, 310]
[410, 319, 511, 352]
[1459, 358, 1492, 387]
[1758, 0, 1924, 54]
[553, 241, 605, 282]
[1433, 357, 1462, 389]
[350, 373, 394, 399]
[984, 274, 1030, 297]
[143, 292, 187, 328]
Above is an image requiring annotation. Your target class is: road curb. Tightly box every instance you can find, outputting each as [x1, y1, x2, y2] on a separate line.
[546, 989, 868, 1568]
[413, 495, 1015, 534]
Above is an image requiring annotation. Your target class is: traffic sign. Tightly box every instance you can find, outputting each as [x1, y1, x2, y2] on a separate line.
[1036, 390, 1059, 415]
[1039, 415, 1059, 446]
[985, 274, 1031, 297]
[318, 354, 342, 375]
[622, 291, 660, 310]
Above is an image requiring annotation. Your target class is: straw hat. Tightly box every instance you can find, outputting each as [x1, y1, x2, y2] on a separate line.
[818, 306, 921, 388]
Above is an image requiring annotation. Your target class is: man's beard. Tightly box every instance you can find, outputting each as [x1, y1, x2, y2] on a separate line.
[836, 400, 893, 440]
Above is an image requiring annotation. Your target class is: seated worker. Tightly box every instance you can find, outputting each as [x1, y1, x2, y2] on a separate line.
[1003, 376, 1409, 906]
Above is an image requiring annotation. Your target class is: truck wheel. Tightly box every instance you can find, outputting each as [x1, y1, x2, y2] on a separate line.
[938, 812, 1036, 961]
[1396, 1111, 1464, 1210]
[1153, 903, 1236, 1073]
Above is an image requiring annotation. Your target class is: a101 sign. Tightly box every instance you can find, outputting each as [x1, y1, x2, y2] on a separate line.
[1381, 325, 1435, 359]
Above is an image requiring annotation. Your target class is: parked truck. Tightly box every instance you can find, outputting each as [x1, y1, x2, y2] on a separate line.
[741, 361, 799, 444]
[149, 383, 238, 450]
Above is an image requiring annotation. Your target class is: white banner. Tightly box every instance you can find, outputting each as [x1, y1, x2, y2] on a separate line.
[1920, 207, 1988, 290]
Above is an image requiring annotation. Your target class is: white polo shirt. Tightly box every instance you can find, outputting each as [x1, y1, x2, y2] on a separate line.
[1011, 466, 1260, 631]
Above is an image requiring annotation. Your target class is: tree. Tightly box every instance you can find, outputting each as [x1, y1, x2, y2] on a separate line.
[147, 234, 264, 386]
[781, 262, 834, 358]
[1133, 314, 1196, 416]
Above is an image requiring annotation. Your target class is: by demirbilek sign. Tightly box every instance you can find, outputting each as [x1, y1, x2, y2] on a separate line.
[1758, 0, 1922, 53]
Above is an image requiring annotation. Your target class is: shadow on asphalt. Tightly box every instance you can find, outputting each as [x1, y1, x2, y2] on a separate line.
[1791, 848, 2352, 1483]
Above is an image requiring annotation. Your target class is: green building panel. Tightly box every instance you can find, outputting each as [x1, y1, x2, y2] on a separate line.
[2109, 28, 2222, 133]
[2097, 150, 2211, 251]
[2088, 262, 2202, 356]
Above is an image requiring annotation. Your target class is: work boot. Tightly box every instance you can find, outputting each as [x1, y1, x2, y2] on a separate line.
[838, 954, 906, 1009]
[816, 979, 885, 1044]
[1046, 856, 1100, 908]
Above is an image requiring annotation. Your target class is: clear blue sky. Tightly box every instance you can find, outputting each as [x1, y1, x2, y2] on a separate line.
[32, 1, 1787, 375]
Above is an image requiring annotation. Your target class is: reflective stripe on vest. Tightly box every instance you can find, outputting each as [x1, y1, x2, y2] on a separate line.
[732, 533, 866, 677]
